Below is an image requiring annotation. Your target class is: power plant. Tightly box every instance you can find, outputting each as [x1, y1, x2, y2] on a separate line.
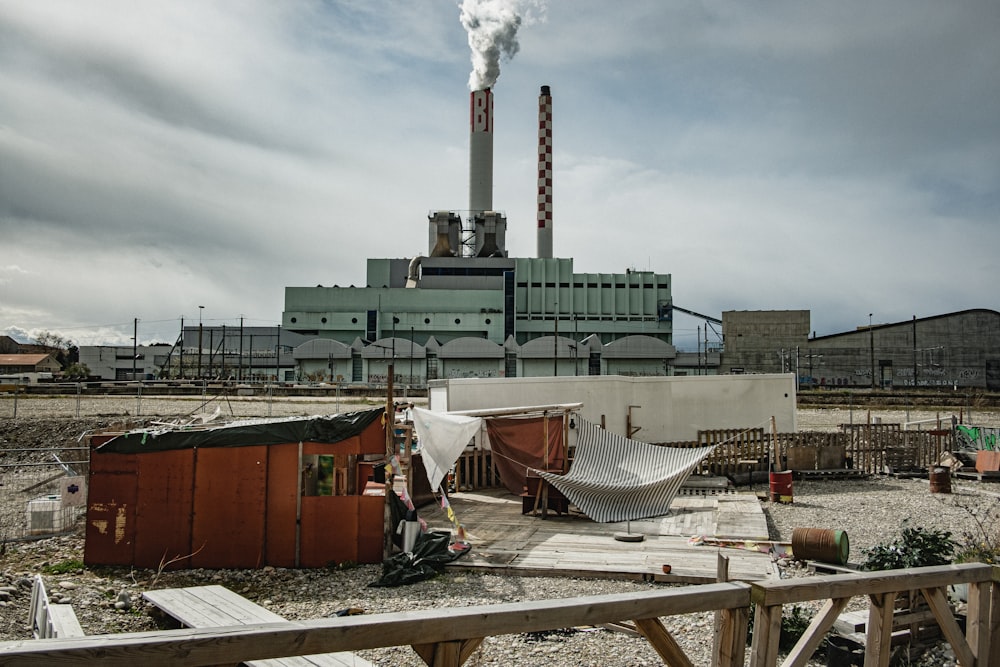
[282, 83, 677, 383]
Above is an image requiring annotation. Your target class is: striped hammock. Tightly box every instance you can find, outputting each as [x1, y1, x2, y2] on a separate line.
[536, 418, 716, 523]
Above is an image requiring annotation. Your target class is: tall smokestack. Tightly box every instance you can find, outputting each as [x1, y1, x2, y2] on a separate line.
[469, 88, 493, 217]
[536, 85, 553, 259]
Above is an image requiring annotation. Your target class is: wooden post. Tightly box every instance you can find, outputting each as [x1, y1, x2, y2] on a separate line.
[712, 553, 738, 667]
[383, 363, 395, 560]
[748, 603, 781, 667]
[865, 591, 896, 667]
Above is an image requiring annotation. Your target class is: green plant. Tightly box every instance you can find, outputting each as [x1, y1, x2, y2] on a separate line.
[953, 499, 1000, 564]
[41, 559, 85, 575]
[860, 523, 955, 571]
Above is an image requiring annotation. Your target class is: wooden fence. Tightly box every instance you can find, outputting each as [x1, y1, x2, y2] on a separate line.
[667, 425, 952, 477]
[2, 563, 996, 667]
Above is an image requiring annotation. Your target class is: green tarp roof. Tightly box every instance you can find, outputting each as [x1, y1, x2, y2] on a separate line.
[94, 408, 383, 454]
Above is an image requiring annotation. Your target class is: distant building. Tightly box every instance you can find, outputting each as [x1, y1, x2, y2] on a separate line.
[77, 345, 170, 381]
[0, 353, 61, 375]
[720, 309, 1000, 391]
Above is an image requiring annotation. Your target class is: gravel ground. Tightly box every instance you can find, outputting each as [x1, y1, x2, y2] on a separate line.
[1, 398, 997, 666]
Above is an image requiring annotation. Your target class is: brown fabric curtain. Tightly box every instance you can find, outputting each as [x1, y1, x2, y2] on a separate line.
[486, 415, 564, 495]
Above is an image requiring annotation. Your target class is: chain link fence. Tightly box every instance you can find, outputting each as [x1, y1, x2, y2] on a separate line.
[0, 453, 89, 545]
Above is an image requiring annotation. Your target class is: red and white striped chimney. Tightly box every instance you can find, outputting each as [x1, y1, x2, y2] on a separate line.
[536, 85, 553, 259]
[469, 88, 494, 218]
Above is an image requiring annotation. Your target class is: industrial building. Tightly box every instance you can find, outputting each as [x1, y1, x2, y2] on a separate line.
[282, 85, 682, 383]
[720, 309, 1000, 391]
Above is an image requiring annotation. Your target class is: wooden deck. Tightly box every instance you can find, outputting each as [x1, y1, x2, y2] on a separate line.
[421, 486, 778, 583]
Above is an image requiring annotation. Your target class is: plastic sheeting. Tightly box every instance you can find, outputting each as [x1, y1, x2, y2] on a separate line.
[95, 409, 383, 453]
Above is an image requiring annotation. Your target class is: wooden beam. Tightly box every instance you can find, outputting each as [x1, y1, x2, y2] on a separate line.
[632, 617, 692, 667]
[412, 638, 484, 667]
[448, 403, 583, 418]
[965, 579, 989, 665]
[712, 553, 730, 667]
[988, 577, 1000, 666]
[717, 605, 748, 667]
[919, 586, 973, 667]
[748, 603, 781, 667]
[865, 591, 895, 667]
[0, 584, 752, 667]
[780, 597, 849, 667]
[752, 563, 992, 607]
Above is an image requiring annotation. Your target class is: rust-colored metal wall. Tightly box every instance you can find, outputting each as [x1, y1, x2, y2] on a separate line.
[85, 418, 389, 569]
[192, 446, 268, 568]
[84, 451, 137, 567]
[135, 449, 194, 569]
[265, 443, 299, 567]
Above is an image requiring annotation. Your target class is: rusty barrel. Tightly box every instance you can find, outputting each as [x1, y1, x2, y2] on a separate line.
[791, 527, 850, 565]
[769, 470, 793, 503]
[929, 467, 951, 494]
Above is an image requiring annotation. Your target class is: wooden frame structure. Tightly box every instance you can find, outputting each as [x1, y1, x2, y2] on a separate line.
[3, 564, 997, 667]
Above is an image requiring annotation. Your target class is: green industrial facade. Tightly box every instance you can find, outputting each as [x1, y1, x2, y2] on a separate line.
[283, 256, 673, 349]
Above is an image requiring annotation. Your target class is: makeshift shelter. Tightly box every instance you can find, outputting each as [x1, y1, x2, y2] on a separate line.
[85, 409, 387, 569]
[415, 408, 712, 523]
[536, 418, 716, 522]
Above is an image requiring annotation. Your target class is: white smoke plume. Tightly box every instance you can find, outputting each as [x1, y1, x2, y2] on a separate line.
[460, 0, 543, 91]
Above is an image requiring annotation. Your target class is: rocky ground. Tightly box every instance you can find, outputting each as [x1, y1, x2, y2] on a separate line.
[1, 398, 998, 665]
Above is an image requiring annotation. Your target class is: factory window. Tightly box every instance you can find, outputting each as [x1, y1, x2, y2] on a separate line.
[424, 318, 430, 324]
[321, 317, 327, 323]
[455, 318, 461, 324]
[290, 317, 297, 323]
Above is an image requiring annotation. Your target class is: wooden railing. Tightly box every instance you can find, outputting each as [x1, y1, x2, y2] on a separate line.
[3, 564, 997, 667]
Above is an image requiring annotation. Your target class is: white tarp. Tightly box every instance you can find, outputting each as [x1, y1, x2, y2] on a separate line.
[536, 418, 715, 522]
[412, 408, 483, 491]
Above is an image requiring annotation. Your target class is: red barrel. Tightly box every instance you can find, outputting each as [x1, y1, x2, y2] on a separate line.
[769, 471, 793, 503]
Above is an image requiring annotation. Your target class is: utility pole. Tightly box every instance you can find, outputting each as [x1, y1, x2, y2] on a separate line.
[132, 318, 138, 381]
[198, 306, 204, 379]
[869, 313, 875, 389]
[912, 315, 918, 388]
[178, 317, 184, 379]
[239, 316, 244, 383]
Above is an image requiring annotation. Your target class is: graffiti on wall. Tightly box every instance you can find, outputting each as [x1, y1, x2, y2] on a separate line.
[955, 425, 1000, 451]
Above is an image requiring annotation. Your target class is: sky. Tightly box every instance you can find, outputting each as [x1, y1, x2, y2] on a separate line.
[2, 1, 998, 352]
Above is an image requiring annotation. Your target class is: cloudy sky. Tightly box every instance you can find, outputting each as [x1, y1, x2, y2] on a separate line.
[2, 1, 997, 351]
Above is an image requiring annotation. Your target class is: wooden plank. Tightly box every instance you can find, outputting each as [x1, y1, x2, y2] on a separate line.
[142, 586, 374, 667]
[46, 605, 85, 639]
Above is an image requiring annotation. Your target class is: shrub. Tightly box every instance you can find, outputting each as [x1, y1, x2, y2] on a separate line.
[860, 523, 955, 571]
